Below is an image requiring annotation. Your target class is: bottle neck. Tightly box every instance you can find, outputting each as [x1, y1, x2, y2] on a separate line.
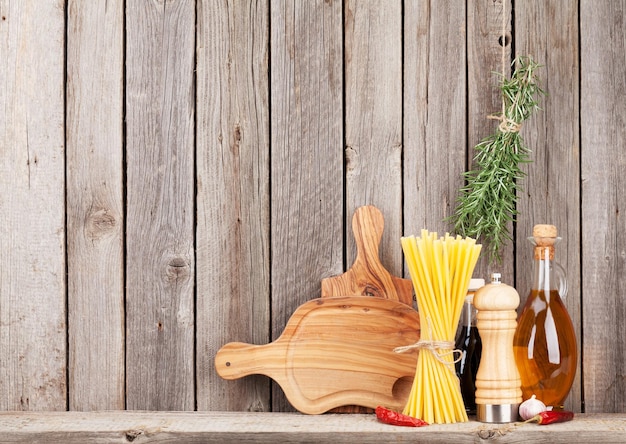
[532, 246, 556, 293]
[534, 245, 555, 260]
[460, 296, 478, 327]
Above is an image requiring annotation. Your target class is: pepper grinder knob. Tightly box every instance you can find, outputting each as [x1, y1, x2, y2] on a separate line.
[473, 273, 522, 423]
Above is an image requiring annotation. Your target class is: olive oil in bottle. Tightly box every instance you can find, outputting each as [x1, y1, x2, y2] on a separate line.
[513, 225, 577, 407]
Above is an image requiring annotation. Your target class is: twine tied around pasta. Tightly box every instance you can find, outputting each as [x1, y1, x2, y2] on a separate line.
[394, 316, 462, 373]
[394, 340, 462, 372]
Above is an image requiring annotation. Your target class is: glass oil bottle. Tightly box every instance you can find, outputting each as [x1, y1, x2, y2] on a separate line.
[513, 224, 577, 407]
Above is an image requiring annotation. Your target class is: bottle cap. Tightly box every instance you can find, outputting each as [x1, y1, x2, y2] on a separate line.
[468, 278, 485, 291]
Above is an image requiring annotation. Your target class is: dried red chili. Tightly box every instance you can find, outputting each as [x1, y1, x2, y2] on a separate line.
[525, 410, 574, 425]
[375, 406, 429, 427]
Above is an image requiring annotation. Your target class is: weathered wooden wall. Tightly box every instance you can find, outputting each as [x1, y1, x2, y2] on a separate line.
[0, 0, 623, 414]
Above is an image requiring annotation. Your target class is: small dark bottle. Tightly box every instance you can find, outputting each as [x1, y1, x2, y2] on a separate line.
[455, 278, 484, 415]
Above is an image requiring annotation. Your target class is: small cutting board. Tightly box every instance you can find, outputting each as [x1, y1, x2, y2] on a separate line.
[215, 296, 419, 414]
[321, 205, 414, 306]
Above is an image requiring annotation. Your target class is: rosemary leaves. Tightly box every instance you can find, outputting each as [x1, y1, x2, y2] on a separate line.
[450, 56, 544, 263]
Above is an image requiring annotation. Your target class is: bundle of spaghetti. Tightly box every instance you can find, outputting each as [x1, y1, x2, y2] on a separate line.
[399, 230, 481, 424]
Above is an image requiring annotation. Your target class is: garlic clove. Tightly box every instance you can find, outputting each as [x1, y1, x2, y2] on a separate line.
[519, 395, 548, 421]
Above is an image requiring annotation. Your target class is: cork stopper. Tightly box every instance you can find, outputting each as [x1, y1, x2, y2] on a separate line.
[533, 224, 558, 260]
[533, 224, 557, 239]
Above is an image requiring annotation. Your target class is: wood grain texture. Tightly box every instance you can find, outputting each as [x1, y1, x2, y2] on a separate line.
[0, 0, 67, 411]
[215, 296, 419, 414]
[474, 283, 522, 406]
[580, 0, 626, 413]
[196, 0, 271, 412]
[125, 0, 195, 410]
[270, 0, 343, 411]
[403, 1, 467, 243]
[466, 0, 514, 284]
[0, 0, 625, 416]
[66, 0, 125, 411]
[320, 205, 414, 414]
[515, 0, 582, 412]
[345, 0, 403, 276]
[0, 411, 623, 443]
[321, 206, 413, 306]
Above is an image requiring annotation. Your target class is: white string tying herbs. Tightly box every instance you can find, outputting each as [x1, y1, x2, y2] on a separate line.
[487, 0, 522, 136]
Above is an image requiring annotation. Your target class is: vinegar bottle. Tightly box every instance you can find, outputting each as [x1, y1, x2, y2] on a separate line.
[455, 278, 484, 415]
[513, 224, 577, 407]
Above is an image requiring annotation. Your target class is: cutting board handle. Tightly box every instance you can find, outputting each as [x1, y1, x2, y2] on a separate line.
[215, 341, 287, 382]
[321, 205, 414, 306]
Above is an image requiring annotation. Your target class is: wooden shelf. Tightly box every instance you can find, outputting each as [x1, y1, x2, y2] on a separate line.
[0, 411, 624, 443]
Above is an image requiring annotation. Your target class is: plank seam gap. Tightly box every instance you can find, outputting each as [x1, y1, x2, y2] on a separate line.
[63, 0, 70, 412]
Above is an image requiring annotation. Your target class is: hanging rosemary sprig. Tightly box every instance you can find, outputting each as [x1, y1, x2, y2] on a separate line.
[449, 56, 544, 263]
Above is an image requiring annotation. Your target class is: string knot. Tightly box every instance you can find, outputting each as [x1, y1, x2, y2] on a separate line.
[488, 113, 522, 133]
[394, 340, 462, 372]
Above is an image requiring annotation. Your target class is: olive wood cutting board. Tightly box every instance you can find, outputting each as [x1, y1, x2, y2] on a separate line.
[321, 205, 414, 306]
[215, 205, 420, 414]
[215, 295, 419, 414]
[321, 205, 415, 412]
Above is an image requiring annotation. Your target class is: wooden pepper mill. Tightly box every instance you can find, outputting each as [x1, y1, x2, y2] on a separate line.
[473, 273, 522, 422]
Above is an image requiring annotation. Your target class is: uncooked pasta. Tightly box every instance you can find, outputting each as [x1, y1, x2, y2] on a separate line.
[398, 230, 481, 424]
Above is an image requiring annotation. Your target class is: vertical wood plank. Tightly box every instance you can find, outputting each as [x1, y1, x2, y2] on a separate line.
[515, 0, 582, 412]
[345, 0, 402, 274]
[125, 0, 196, 410]
[466, 0, 514, 283]
[580, 0, 626, 413]
[403, 1, 466, 242]
[0, 0, 624, 416]
[0, 0, 67, 410]
[270, 0, 343, 411]
[66, 0, 125, 411]
[196, 0, 271, 411]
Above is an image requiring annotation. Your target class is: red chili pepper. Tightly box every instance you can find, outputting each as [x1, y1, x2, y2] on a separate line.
[525, 410, 574, 425]
[375, 406, 429, 427]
